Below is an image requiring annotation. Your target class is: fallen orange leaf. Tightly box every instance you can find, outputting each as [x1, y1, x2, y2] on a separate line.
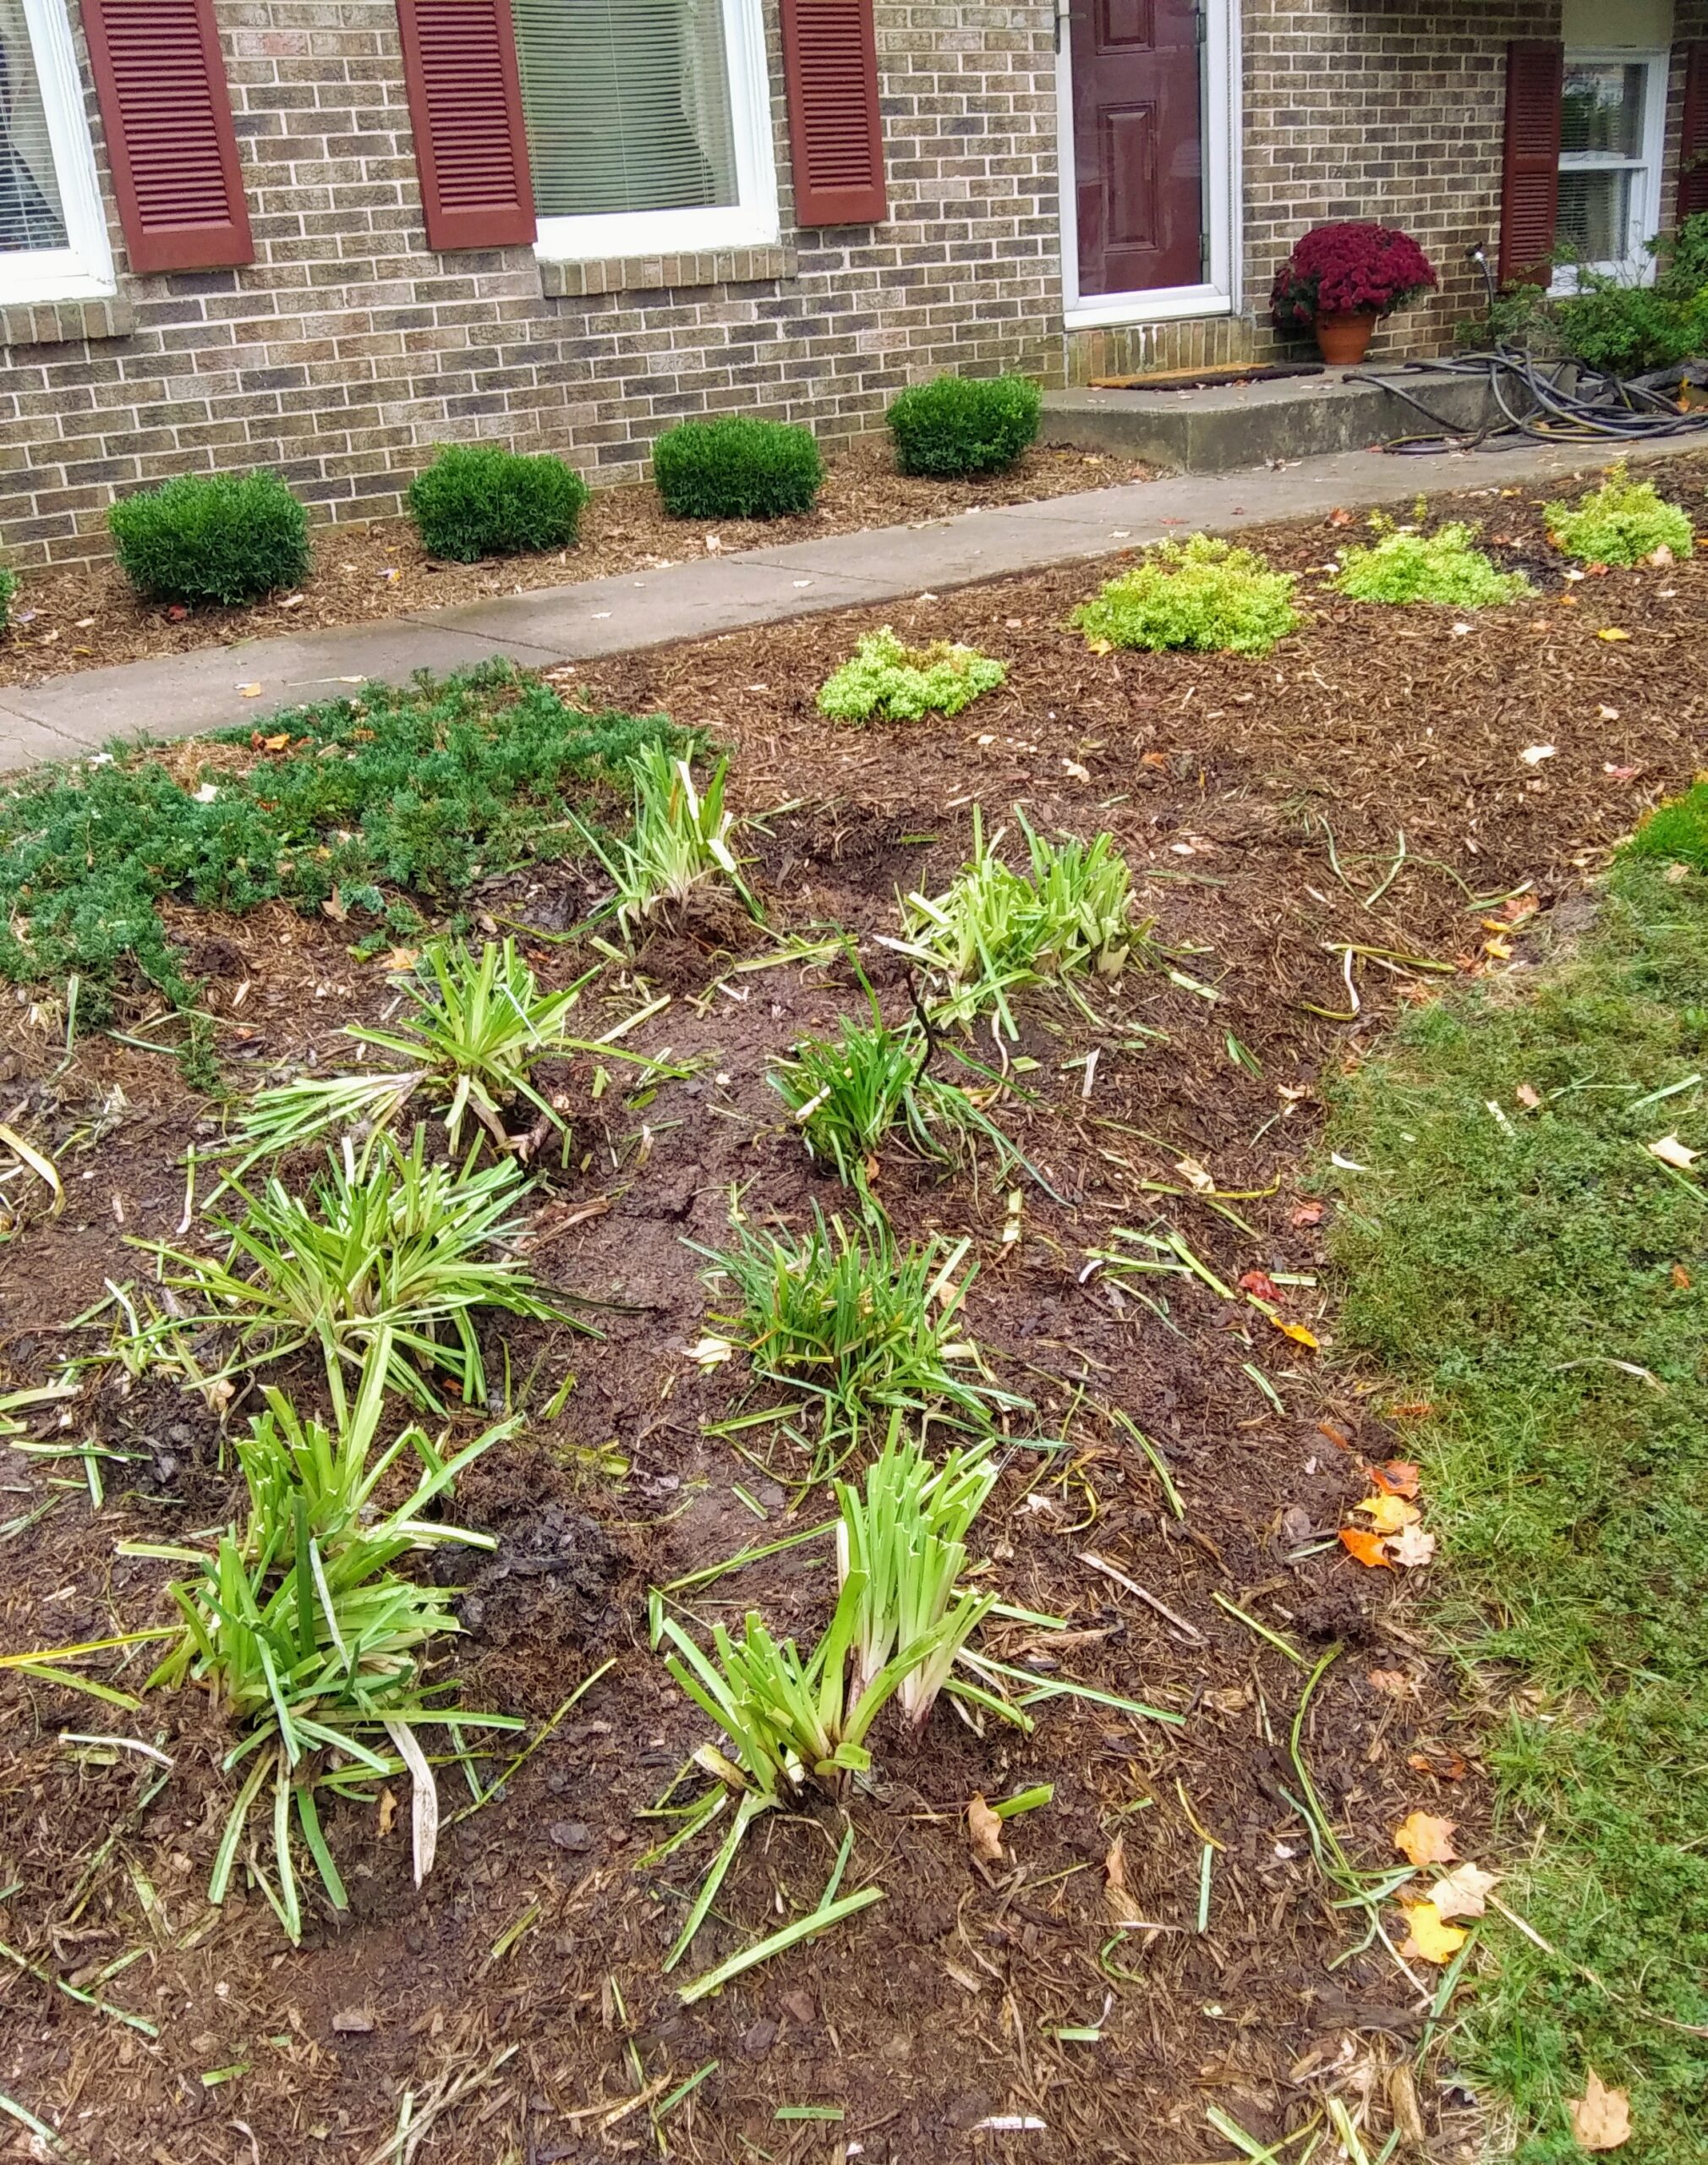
[1269, 1315, 1320, 1350]
[1393, 1811, 1459, 1867]
[1568, 2071, 1631, 2151]
[1369, 1461, 1422, 1499]
[967, 1795, 1003, 1863]
[1398, 1899, 1467, 1965]
[1338, 1526, 1392, 1570]
[1673, 1264, 1693, 1290]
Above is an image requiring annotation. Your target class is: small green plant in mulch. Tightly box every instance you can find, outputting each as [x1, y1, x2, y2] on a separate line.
[107, 469, 310, 607]
[652, 416, 824, 520]
[0, 665, 673, 1014]
[1332, 515, 1533, 608]
[1544, 461, 1695, 567]
[886, 373, 1042, 478]
[574, 739, 757, 933]
[1073, 534, 1302, 656]
[407, 443, 588, 562]
[817, 628, 1007, 724]
[1323, 823, 1708, 2161]
[0, 566, 15, 633]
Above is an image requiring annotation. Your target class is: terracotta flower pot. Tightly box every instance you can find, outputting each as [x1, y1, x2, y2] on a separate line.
[1314, 310, 1378, 365]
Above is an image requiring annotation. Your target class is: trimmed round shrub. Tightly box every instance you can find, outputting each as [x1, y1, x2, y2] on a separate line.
[652, 417, 824, 520]
[887, 373, 1043, 479]
[407, 442, 588, 562]
[0, 567, 15, 633]
[108, 470, 310, 608]
[1073, 534, 1301, 657]
[818, 628, 1007, 722]
[1332, 518, 1532, 608]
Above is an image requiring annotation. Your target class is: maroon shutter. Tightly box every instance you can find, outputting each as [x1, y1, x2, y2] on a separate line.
[1499, 40, 1563, 285]
[1679, 41, 1708, 222]
[81, 0, 252, 273]
[396, 0, 535, 249]
[780, 0, 886, 227]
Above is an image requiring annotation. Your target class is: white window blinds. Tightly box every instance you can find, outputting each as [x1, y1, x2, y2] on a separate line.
[0, 0, 68, 253]
[510, 0, 739, 219]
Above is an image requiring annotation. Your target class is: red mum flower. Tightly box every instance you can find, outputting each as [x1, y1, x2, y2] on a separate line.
[1270, 223, 1438, 332]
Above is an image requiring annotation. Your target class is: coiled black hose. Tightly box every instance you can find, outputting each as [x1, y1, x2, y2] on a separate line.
[1344, 348, 1708, 453]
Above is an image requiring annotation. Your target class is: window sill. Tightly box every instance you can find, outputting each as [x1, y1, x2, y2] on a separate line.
[539, 244, 795, 299]
[0, 294, 136, 348]
[1062, 286, 1234, 331]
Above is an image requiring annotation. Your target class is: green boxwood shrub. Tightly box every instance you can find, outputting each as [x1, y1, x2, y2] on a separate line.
[1544, 463, 1695, 566]
[1332, 518, 1533, 608]
[887, 373, 1043, 478]
[407, 442, 588, 562]
[652, 417, 824, 519]
[1074, 534, 1301, 656]
[818, 628, 1007, 722]
[0, 567, 15, 633]
[107, 470, 310, 608]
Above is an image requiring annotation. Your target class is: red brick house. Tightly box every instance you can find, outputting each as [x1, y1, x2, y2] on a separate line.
[3, 0, 1706, 567]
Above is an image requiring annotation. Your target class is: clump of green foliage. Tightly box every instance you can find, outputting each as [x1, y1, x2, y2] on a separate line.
[140, 1337, 520, 1943]
[886, 373, 1043, 478]
[107, 469, 310, 607]
[1458, 215, 1708, 373]
[1324, 835, 1708, 2160]
[1623, 777, 1708, 873]
[407, 443, 588, 562]
[1544, 461, 1695, 566]
[1073, 534, 1301, 656]
[0, 666, 672, 1012]
[0, 566, 15, 633]
[1332, 515, 1533, 607]
[817, 628, 1007, 722]
[653, 416, 824, 520]
[575, 740, 756, 931]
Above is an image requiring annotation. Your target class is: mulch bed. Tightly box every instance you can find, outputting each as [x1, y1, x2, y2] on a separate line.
[0, 440, 1148, 690]
[3, 453, 1707, 2165]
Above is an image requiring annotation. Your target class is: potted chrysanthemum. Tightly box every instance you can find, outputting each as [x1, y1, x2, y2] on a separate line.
[1270, 222, 1439, 364]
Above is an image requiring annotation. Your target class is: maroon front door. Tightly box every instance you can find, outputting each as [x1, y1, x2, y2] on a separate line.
[1071, 0, 1203, 297]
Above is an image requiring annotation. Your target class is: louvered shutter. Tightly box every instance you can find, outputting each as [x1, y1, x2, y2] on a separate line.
[396, 0, 535, 249]
[1679, 42, 1708, 223]
[1499, 40, 1563, 286]
[780, 0, 886, 227]
[81, 0, 253, 273]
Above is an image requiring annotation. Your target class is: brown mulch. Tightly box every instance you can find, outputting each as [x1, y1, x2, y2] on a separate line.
[3, 456, 1707, 2164]
[0, 438, 1148, 688]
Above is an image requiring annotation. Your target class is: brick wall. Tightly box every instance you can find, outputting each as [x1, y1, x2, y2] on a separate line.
[0, 0, 1064, 567]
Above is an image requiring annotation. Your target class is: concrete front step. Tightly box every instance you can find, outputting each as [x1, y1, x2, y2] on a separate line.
[1043, 367, 1498, 473]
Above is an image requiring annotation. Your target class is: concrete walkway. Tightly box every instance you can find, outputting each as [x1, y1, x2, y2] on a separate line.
[0, 431, 1684, 769]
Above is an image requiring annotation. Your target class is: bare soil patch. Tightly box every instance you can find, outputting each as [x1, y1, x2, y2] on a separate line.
[0, 439, 1147, 690]
[3, 456, 1706, 2164]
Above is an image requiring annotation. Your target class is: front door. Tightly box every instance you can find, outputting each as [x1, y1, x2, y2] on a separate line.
[1070, 0, 1203, 298]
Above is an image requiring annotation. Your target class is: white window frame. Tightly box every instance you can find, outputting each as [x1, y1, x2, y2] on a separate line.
[529, 0, 779, 266]
[1056, 0, 1241, 329]
[0, 0, 114, 304]
[1550, 47, 1667, 293]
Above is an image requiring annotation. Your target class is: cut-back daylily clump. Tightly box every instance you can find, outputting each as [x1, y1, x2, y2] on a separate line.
[1075, 534, 1301, 655]
[1545, 461, 1694, 566]
[882, 809, 1152, 1037]
[126, 1339, 521, 1943]
[577, 739, 758, 932]
[817, 628, 1007, 723]
[1332, 516, 1532, 608]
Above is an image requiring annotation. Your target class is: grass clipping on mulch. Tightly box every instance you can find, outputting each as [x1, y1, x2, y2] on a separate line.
[1324, 828, 1708, 2161]
[0, 664, 672, 1014]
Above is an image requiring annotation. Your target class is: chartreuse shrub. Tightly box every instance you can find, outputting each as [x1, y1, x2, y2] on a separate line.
[887, 373, 1042, 478]
[107, 469, 309, 607]
[1323, 814, 1708, 2160]
[1074, 534, 1301, 656]
[818, 628, 1006, 722]
[653, 416, 824, 519]
[1544, 461, 1694, 566]
[0, 566, 15, 632]
[1333, 515, 1533, 608]
[0, 665, 673, 1014]
[407, 443, 588, 562]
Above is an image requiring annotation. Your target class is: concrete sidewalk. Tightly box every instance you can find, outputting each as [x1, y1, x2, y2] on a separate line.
[0, 430, 1682, 768]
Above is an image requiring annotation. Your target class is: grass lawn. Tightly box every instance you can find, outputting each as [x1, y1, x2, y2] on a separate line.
[1327, 807, 1708, 2162]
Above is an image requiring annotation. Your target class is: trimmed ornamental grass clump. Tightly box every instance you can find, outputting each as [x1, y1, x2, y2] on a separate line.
[107, 469, 310, 607]
[1544, 462, 1695, 567]
[653, 416, 824, 520]
[407, 443, 588, 562]
[818, 628, 1006, 722]
[887, 373, 1042, 478]
[1075, 534, 1301, 656]
[0, 567, 14, 632]
[1332, 517, 1533, 608]
[0, 666, 672, 1012]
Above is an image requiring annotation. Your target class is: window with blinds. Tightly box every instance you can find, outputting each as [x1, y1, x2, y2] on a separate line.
[511, 0, 739, 220]
[1, 0, 68, 253]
